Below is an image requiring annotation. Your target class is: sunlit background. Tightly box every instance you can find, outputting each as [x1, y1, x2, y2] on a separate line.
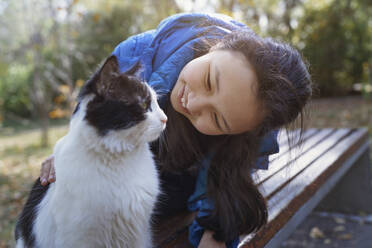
[0, 0, 371, 246]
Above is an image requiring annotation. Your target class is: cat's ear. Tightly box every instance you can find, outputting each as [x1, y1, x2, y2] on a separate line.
[100, 55, 120, 77]
[125, 61, 142, 78]
[97, 55, 120, 96]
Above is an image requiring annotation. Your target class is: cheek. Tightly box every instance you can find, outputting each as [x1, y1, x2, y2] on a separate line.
[189, 116, 220, 135]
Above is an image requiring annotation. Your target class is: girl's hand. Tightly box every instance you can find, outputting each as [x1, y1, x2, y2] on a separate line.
[198, 230, 226, 248]
[40, 155, 55, 186]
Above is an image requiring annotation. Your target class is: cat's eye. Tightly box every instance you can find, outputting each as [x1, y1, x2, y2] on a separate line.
[140, 102, 148, 110]
[141, 100, 152, 111]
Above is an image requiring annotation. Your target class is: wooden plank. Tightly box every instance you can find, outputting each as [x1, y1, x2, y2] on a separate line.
[274, 128, 318, 158]
[316, 144, 372, 214]
[258, 129, 349, 199]
[153, 212, 195, 248]
[239, 128, 369, 248]
[254, 128, 327, 185]
[277, 129, 300, 147]
[254, 129, 334, 185]
[263, 140, 370, 248]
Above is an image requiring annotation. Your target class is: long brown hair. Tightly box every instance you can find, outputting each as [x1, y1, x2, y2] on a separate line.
[153, 29, 312, 242]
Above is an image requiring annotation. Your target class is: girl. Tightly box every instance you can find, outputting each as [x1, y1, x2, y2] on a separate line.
[39, 13, 312, 248]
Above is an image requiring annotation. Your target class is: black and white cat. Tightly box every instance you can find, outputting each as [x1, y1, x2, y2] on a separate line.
[15, 55, 167, 248]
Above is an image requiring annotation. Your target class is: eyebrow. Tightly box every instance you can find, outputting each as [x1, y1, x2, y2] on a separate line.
[213, 64, 231, 132]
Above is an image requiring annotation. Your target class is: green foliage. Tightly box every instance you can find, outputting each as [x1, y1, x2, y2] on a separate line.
[296, 0, 372, 96]
[71, 1, 178, 81]
[0, 0, 155, 122]
[0, 64, 33, 119]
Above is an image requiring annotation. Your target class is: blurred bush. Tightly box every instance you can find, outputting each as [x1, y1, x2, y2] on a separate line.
[297, 0, 372, 96]
[0, 64, 33, 119]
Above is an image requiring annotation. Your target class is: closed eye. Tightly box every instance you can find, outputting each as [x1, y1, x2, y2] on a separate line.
[213, 112, 222, 132]
[205, 63, 211, 91]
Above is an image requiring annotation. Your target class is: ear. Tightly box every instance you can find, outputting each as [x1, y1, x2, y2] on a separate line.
[97, 55, 120, 96]
[125, 61, 142, 78]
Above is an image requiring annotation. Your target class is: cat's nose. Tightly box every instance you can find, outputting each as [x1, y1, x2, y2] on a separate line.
[161, 116, 167, 124]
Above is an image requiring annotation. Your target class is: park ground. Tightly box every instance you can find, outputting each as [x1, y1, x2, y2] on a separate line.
[1, 95, 372, 247]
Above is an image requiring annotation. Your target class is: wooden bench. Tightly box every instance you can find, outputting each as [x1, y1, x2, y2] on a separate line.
[153, 128, 371, 248]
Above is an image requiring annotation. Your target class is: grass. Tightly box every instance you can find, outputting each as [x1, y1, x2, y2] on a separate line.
[0, 124, 68, 247]
[0, 96, 371, 247]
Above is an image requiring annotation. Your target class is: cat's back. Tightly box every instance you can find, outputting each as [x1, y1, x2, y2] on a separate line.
[15, 179, 53, 248]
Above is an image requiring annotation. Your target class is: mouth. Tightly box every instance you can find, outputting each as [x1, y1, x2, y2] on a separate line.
[178, 84, 190, 115]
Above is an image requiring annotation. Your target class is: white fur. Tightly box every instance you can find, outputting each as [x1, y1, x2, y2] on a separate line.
[25, 86, 166, 248]
[15, 238, 24, 248]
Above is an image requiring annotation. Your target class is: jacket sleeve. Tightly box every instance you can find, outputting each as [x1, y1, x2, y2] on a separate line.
[187, 159, 240, 248]
[188, 199, 240, 248]
[187, 129, 280, 247]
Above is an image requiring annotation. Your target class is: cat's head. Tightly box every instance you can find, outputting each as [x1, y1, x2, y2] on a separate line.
[73, 55, 167, 151]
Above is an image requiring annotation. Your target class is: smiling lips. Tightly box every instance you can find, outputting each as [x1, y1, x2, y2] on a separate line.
[178, 84, 190, 114]
[181, 95, 187, 107]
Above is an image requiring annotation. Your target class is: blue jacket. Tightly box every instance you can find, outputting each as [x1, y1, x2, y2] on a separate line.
[112, 13, 279, 248]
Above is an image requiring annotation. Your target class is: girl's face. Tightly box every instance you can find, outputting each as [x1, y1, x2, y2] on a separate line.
[170, 50, 265, 135]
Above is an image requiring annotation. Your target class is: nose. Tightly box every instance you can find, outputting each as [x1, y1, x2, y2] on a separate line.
[187, 92, 210, 116]
[160, 113, 167, 124]
[161, 116, 167, 124]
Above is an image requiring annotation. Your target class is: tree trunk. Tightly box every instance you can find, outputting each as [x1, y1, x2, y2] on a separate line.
[31, 32, 49, 147]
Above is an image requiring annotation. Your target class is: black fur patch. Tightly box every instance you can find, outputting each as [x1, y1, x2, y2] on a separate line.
[85, 97, 147, 136]
[15, 179, 50, 247]
[79, 56, 152, 135]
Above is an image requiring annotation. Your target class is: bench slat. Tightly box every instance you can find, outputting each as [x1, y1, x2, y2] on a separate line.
[255, 128, 333, 185]
[240, 128, 369, 248]
[274, 128, 318, 158]
[258, 129, 349, 199]
[265, 128, 353, 217]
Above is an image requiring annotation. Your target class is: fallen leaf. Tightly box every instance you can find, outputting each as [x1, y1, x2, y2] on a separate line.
[324, 238, 331, 244]
[338, 233, 353, 240]
[333, 225, 346, 232]
[334, 217, 346, 224]
[310, 227, 325, 239]
[13, 191, 21, 199]
[358, 211, 367, 216]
